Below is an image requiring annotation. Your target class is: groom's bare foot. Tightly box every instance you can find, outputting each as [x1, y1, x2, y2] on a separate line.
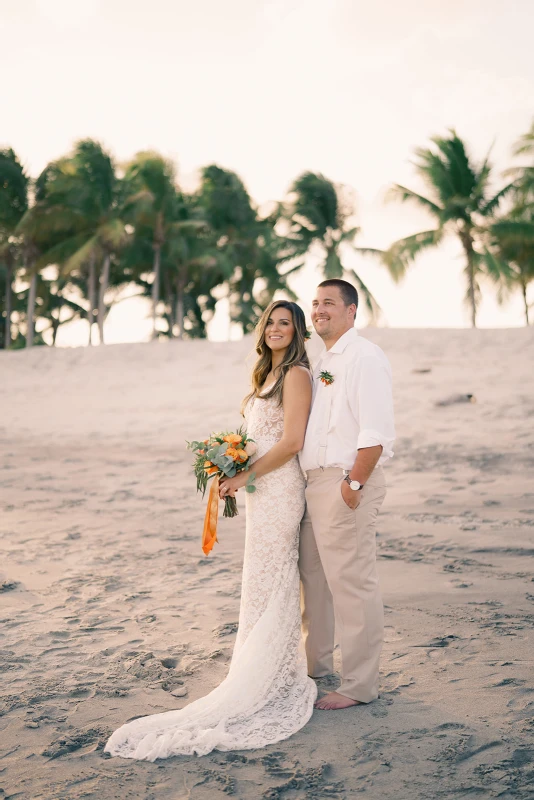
[314, 691, 363, 710]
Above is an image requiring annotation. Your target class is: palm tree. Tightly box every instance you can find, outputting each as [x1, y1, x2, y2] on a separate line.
[283, 172, 383, 319]
[198, 165, 295, 333]
[165, 197, 219, 339]
[17, 160, 89, 347]
[489, 120, 534, 323]
[508, 119, 534, 202]
[123, 152, 181, 339]
[0, 148, 29, 348]
[126, 195, 218, 340]
[487, 204, 534, 325]
[37, 272, 89, 345]
[22, 140, 127, 345]
[383, 131, 514, 327]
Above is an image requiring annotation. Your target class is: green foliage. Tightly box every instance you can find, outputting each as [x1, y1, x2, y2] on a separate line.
[199, 165, 256, 233]
[198, 165, 295, 333]
[3, 123, 532, 346]
[283, 171, 382, 319]
[487, 202, 534, 323]
[0, 149, 29, 235]
[0, 149, 30, 347]
[385, 130, 515, 327]
[509, 118, 534, 203]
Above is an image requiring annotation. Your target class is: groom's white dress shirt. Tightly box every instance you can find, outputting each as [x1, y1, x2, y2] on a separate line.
[299, 328, 395, 472]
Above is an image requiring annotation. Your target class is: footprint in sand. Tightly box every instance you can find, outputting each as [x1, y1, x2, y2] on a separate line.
[0, 580, 20, 593]
[42, 727, 107, 759]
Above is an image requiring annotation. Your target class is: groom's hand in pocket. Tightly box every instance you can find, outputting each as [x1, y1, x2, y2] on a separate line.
[341, 480, 361, 511]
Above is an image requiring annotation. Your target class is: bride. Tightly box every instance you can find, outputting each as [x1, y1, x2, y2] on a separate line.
[104, 300, 317, 760]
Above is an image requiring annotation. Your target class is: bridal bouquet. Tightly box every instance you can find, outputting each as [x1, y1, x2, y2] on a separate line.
[187, 429, 257, 555]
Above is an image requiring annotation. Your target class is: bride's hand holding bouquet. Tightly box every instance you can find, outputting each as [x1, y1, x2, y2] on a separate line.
[187, 429, 257, 555]
[218, 467, 250, 498]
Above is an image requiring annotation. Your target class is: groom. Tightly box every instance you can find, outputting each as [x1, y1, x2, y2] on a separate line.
[299, 279, 395, 710]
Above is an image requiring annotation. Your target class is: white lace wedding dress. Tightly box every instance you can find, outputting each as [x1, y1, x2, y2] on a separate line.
[104, 391, 317, 760]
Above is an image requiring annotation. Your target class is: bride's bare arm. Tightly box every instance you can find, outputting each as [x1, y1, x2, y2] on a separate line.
[249, 366, 311, 479]
[219, 367, 311, 497]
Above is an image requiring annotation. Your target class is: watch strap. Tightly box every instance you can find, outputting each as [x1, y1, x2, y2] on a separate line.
[343, 474, 364, 490]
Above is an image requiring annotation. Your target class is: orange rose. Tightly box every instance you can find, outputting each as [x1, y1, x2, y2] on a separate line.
[204, 460, 218, 475]
[236, 450, 248, 463]
[224, 434, 243, 445]
[226, 447, 241, 461]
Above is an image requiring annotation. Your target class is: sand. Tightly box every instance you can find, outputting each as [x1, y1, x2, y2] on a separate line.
[1, 327, 533, 799]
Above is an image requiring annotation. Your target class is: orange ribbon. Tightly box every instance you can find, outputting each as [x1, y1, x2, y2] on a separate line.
[202, 475, 220, 555]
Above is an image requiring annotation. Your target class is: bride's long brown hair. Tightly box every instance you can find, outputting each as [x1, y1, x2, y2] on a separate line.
[242, 300, 310, 413]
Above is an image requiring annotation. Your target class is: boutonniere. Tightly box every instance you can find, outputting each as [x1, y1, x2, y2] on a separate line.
[304, 329, 312, 340]
[319, 370, 334, 386]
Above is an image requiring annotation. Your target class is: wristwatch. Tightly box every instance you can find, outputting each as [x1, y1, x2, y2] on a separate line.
[343, 474, 364, 491]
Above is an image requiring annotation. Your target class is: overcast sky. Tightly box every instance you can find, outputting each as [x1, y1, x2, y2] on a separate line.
[2, 0, 533, 343]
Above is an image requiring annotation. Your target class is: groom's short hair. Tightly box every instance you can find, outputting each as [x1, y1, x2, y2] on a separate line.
[318, 279, 358, 309]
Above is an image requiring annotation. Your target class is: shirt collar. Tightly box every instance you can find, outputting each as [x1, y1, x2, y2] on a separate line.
[327, 327, 359, 355]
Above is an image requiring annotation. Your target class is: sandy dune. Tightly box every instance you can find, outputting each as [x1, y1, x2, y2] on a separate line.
[1, 327, 533, 799]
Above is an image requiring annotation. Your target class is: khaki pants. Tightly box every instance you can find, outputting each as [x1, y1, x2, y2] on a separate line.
[299, 466, 387, 703]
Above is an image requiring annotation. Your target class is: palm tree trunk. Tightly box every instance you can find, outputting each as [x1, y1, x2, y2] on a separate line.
[52, 319, 60, 346]
[164, 271, 174, 337]
[461, 232, 477, 328]
[87, 253, 96, 346]
[26, 272, 37, 348]
[467, 256, 477, 328]
[521, 278, 530, 325]
[152, 244, 161, 340]
[52, 287, 63, 346]
[176, 276, 185, 340]
[98, 254, 110, 345]
[4, 264, 12, 349]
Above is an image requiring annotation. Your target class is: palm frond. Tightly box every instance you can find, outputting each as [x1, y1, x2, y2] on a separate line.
[0, 148, 29, 233]
[35, 231, 91, 269]
[322, 248, 344, 279]
[479, 182, 516, 216]
[98, 219, 128, 250]
[347, 270, 382, 321]
[63, 236, 100, 275]
[427, 131, 480, 203]
[386, 184, 442, 216]
[340, 226, 360, 243]
[352, 246, 385, 258]
[382, 228, 443, 281]
[280, 259, 306, 276]
[287, 172, 340, 236]
[513, 120, 534, 157]
[491, 220, 534, 242]
[168, 219, 208, 234]
[481, 248, 513, 283]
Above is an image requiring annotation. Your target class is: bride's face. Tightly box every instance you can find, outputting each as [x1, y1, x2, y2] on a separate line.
[264, 307, 295, 353]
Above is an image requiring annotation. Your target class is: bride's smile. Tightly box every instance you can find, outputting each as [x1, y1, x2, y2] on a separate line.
[265, 308, 296, 351]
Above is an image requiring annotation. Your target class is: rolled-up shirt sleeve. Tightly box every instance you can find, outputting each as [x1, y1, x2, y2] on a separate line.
[348, 355, 395, 460]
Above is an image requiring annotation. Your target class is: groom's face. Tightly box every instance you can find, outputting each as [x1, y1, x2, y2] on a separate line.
[311, 286, 355, 341]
